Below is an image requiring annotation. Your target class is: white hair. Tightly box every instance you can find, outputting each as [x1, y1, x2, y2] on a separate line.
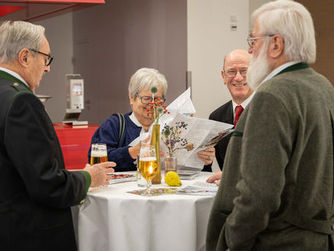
[128, 67, 168, 98]
[0, 21, 45, 64]
[247, 38, 271, 90]
[252, 0, 316, 63]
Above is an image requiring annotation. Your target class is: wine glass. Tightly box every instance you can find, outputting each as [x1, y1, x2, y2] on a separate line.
[138, 143, 158, 195]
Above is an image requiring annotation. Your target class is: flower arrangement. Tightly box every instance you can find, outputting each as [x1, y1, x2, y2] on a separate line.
[161, 121, 193, 156]
[146, 86, 168, 124]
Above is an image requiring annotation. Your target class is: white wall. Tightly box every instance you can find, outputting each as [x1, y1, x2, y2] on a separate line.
[187, 0, 271, 172]
[187, 0, 250, 172]
[187, 0, 250, 120]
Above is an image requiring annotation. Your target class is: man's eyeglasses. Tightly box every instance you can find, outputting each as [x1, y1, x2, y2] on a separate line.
[247, 34, 274, 48]
[29, 48, 54, 66]
[224, 68, 248, 78]
[137, 95, 166, 105]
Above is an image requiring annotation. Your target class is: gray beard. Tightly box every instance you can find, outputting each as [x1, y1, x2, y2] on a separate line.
[247, 46, 271, 90]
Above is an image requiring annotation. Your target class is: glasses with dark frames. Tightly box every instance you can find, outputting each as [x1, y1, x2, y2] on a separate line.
[137, 95, 166, 105]
[29, 48, 54, 66]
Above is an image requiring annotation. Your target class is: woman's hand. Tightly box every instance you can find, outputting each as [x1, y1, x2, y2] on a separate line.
[129, 143, 141, 159]
[197, 147, 215, 165]
[128, 134, 151, 159]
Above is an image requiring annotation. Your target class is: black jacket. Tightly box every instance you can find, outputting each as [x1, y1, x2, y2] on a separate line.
[0, 70, 89, 251]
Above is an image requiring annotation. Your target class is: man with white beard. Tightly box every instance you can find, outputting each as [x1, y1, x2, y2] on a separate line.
[206, 1, 334, 250]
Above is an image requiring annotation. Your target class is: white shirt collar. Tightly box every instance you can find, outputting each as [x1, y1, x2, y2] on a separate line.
[129, 112, 149, 135]
[129, 112, 142, 127]
[0, 66, 30, 88]
[232, 91, 255, 117]
[260, 61, 300, 86]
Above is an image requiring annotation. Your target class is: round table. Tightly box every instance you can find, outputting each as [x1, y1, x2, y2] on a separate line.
[72, 172, 216, 251]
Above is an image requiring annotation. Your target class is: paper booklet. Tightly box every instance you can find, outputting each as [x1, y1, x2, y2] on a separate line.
[162, 113, 233, 169]
[177, 181, 218, 196]
[129, 88, 234, 170]
[107, 173, 137, 184]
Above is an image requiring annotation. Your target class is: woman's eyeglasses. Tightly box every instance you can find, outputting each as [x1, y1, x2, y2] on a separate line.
[137, 95, 166, 104]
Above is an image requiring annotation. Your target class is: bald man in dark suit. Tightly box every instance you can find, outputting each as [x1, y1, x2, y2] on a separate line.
[207, 49, 254, 183]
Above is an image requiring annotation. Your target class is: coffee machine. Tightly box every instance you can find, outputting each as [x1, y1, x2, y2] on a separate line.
[63, 74, 88, 125]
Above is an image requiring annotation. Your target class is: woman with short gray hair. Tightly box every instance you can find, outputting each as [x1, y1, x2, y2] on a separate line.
[89, 67, 168, 171]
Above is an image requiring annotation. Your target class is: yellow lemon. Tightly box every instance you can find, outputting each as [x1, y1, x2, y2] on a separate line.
[165, 171, 182, 187]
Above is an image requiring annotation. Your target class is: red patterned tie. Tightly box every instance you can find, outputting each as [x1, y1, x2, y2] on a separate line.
[234, 105, 244, 127]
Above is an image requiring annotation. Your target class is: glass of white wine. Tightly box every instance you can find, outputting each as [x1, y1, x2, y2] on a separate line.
[138, 143, 158, 195]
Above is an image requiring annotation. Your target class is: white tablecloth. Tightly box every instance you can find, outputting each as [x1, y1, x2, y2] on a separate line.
[72, 172, 216, 251]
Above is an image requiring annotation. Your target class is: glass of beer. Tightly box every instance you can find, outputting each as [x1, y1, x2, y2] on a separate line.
[138, 143, 158, 195]
[90, 143, 108, 165]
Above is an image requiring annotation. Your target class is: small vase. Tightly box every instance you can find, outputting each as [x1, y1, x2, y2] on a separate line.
[164, 153, 177, 174]
[151, 124, 161, 184]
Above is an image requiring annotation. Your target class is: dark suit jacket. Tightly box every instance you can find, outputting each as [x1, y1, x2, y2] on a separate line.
[0, 70, 90, 251]
[209, 101, 233, 170]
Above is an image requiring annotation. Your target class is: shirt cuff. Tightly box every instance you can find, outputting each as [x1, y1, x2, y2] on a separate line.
[79, 170, 91, 196]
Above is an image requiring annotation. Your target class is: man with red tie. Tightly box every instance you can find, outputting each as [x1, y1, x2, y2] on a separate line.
[208, 49, 254, 172]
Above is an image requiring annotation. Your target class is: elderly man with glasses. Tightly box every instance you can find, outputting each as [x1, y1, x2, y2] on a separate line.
[205, 49, 254, 176]
[0, 21, 116, 251]
[206, 1, 334, 250]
